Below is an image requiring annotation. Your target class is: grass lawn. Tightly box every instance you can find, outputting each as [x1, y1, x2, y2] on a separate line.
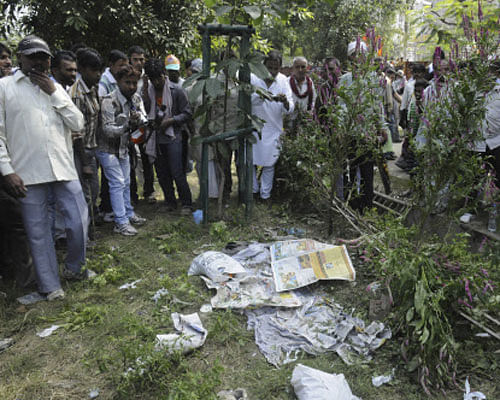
[0, 187, 495, 399]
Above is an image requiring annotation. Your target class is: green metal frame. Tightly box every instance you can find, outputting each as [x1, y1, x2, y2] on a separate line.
[197, 24, 255, 224]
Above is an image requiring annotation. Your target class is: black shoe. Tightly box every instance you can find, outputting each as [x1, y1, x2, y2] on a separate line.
[395, 158, 408, 170]
[384, 152, 397, 161]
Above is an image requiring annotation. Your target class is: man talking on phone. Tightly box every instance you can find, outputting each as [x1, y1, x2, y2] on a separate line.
[0, 35, 88, 301]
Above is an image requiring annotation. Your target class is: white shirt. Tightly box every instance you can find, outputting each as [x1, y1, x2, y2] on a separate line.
[251, 72, 294, 166]
[400, 78, 415, 111]
[476, 83, 500, 151]
[288, 75, 317, 113]
[0, 70, 84, 185]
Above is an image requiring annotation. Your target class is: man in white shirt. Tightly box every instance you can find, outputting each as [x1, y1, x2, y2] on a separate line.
[289, 56, 316, 114]
[0, 35, 87, 300]
[251, 50, 294, 202]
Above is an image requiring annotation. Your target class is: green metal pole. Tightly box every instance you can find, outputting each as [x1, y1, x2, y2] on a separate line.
[201, 143, 209, 225]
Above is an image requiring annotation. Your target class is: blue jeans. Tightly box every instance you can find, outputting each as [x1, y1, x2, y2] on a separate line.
[155, 136, 192, 207]
[96, 151, 134, 225]
[19, 180, 88, 293]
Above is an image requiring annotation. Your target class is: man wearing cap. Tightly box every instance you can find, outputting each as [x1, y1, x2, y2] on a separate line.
[0, 35, 87, 300]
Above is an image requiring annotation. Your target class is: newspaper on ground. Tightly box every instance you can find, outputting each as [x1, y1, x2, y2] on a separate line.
[217, 388, 248, 400]
[291, 364, 361, 400]
[464, 377, 486, 400]
[0, 338, 13, 352]
[119, 279, 142, 290]
[246, 295, 391, 367]
[271, 239, 355, 292]
[372, 369, 395, 387]
[151, 288, 169, 303]
[189, 246, 302, 309]
[17, 292, 46, 305]
[36, 325, 61, 338]
[155, 312, 207, 353]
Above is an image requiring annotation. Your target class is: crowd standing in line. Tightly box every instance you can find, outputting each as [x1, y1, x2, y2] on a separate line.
[0, 34, 498, 300]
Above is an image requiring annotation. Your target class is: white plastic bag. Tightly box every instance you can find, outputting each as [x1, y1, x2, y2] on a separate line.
[188, 251, 247, 283]
[291, 364, 361, 400]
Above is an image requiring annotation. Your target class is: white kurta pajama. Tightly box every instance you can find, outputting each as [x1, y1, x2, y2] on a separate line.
[251, 72, 294, 199]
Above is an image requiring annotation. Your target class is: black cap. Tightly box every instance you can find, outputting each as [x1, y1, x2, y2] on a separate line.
[17, 35, 52, 57]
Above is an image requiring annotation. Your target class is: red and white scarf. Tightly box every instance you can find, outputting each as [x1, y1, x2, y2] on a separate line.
[290, 75, 314, 111]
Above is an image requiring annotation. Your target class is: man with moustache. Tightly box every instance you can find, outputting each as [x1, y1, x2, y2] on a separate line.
[0, 35, 87, 300]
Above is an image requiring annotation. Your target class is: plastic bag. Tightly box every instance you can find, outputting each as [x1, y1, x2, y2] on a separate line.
[291, 364, 361, 400]
[188, 251, 247, 283]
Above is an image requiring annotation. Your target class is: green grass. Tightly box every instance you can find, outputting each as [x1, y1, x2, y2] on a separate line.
[0, 197, 496, 399]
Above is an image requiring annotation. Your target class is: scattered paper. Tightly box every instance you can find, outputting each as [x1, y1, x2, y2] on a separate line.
[270, 240, 355, 292]
[17, 292, 46, 305]
[89, 388, 99, 398]
[464, 377, 486, 400]
[37, 325, 61, 338]
[119, 279, 142, 290]
[0, 338, 13, 352]
[151, 288, 169, 303]
[217, 388, 248, 400]
[291, 364, 361, 400]
[372, 369, 395, 387]
[155, 313, 207, 353]
[188, 251, 247, 283]
[200, 304, 213, 313]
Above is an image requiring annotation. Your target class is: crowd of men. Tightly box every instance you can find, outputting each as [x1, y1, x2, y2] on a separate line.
[0, 34, 498, 300]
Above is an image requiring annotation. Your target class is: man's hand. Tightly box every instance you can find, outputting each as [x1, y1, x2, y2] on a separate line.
[29, 70, 56, 95]
[273, 93, 289, 110]
[3, 173, 27, 198]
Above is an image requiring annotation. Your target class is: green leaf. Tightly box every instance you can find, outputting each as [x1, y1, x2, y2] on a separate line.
[205, 78, 224, 98]
[406, 307, 415, 323]
[243, 5, 262, 20]
[215, 5, 233, 16]
[189, 80, 205, 103]
[249, 61, 271, 81]
[420, 327, 430, 344]
[205, 0, 217, 7]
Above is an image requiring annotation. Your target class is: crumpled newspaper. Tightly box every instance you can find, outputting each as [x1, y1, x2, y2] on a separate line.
[36, 325, 61, 338]
[190, 244, 302, 309]
[372, 369, 395, 387]
[246, 295, 391, 367]
[155, 312, 207, 353]
[119, 279, 142, 290]
[464, 377, 486, 400]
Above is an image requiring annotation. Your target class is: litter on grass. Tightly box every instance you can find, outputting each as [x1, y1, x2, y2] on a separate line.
[17, 291, 46, 305]
[291, 364, 361, 400]
[89, 388, 100, 398]
[200, 303, 213, 313]
[190, 240, 390, 365]
[372, 369, 395, 387]
[0, 338, 13, 352]
[118, 279, 142, 290]
[246, 295, 391, 366]
[155, 312, 207, 353]
[151, 288, 169, 303]
[36, 325, 61, 338]
[217, 388, 248, 400]
[464, 377, 486, 400]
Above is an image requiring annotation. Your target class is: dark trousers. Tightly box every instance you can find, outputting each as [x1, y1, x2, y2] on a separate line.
[74, 148, 99, 224]
[344, 152, 374, 213]
[0, 182, 35, 288]
[129, 142, 155, 203]
[99, 168, 112, 213]
[155, 136, 192, 207]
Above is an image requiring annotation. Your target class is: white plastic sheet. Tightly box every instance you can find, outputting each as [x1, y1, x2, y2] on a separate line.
[291, 364, 361, 400]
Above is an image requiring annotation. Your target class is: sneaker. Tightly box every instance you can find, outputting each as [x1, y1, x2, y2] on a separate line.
[103, 212, 114, 222]
[114, 223, 138, 236]
[46, 288, 65, 301]
[129, 214, 146, 225]
[146, 193, 157, 204]
[181, 206, 193, 216]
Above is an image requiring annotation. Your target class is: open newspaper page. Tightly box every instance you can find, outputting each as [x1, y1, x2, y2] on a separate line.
[271, 240, 355, 292]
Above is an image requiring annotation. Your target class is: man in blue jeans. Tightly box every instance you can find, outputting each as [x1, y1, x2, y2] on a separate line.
[143, 58, 192, 214]
[96, 64, 147, 235]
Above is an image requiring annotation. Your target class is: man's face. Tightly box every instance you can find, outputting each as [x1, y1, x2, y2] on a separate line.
[130, 52, 145, 73]
[53, 59, 77, 86]
[0, 51, 12, 76]
[19, 52, 50, 75]
[110, 58, 128, 77]
[292, 59, 307, 81]
[80, 66, 102, 88]
[414, 85, 425, 105]
[150, 74, 165, 91]
[265, 59, 280, 78]
[117, 74, 139, 100]
[167, 69, 180, 83]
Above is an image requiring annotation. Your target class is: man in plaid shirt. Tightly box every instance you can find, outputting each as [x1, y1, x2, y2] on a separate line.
[69, 48, 103, 230]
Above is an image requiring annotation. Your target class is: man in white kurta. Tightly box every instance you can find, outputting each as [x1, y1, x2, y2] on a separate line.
[0, 36, 86, 299]
[251, 51, 294, 200]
